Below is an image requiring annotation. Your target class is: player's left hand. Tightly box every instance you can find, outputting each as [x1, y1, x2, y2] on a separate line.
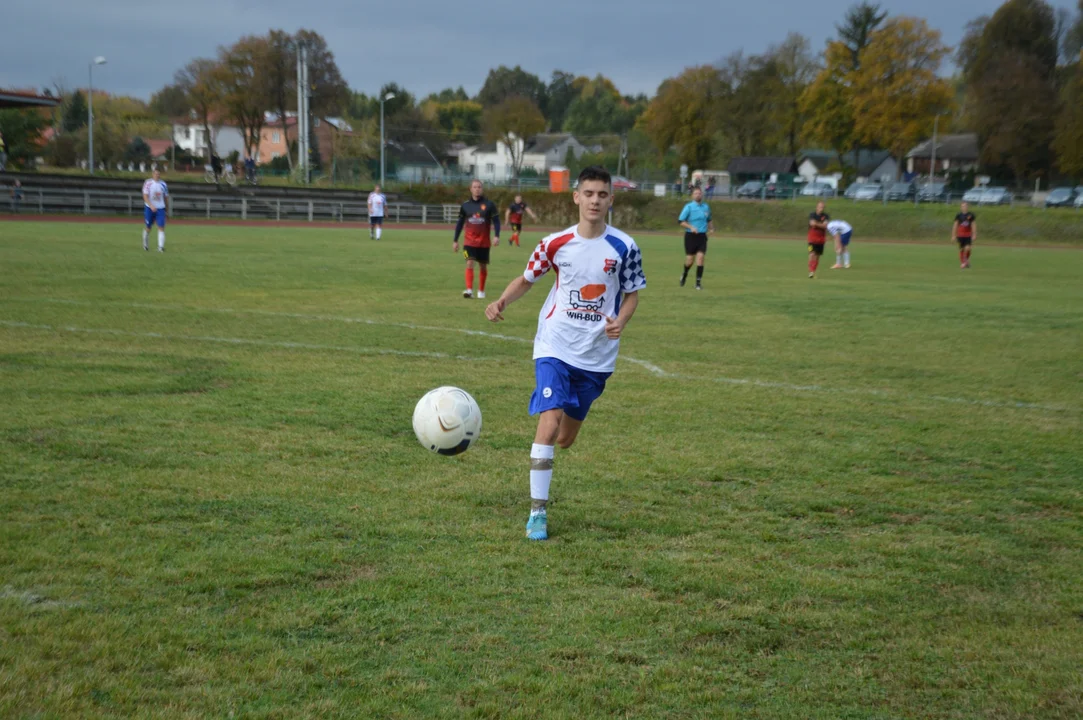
[604, 315, 625, 339]
[493, 237, 500, 247]
[485, 300, 505, 322]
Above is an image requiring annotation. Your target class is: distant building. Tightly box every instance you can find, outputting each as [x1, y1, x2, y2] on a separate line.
[386, 140, 446, 182]
[171, 113, 244, 161]
[798, 149, 898, 184]
[906, 133, 980, 177]
[461, 133, 592, 182]
[726, 157, 799, 185]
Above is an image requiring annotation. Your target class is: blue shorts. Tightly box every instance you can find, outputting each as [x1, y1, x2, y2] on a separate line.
[144, 207, 166, 228]
[528, 357, 611, 422]
[839, 231, 852, 246]
[370, 216, 384, 226]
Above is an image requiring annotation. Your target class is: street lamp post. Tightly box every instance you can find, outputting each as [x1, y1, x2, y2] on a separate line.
[380, 91, 396, 186]
[929, 113, 942, 184]
[88, 56, 106, 175]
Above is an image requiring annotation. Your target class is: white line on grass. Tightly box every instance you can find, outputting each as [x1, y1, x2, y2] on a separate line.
[0, 320, 490, 362]
[7, 298, 1076, 414]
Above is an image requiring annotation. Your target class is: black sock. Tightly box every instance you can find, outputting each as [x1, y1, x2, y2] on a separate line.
[696, 266, 704, 283]
[682, 265, 691, 280]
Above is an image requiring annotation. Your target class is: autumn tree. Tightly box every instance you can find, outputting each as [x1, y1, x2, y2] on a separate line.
[800, 41, 857, 168]
[850, 17, 954, 178]
[429, 100, 483, 140]
[563, 75, 637, 136]
[216, 36, 276, 159]
[545, 71, 587, 130]
[482, 96, 546, 177]
[149, 84, 189, 118]
[962, 0, 1060, 184]
[837, 2, 888, 67]
[717, 52, 787, 157]
[1054, 60, 1083, 176]
[476, 66, 547, 112]
[766, 33, 818, 155]
[264, 29, 297, 169]
[294, 29, 349, 117]
[639, 65, 726, 167]
[175, 58, 222, 158]
[62, 90, 88, 133]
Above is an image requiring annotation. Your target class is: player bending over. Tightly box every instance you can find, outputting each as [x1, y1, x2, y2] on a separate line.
[485, 166, 647, 541]
[828, 218, 853, 269]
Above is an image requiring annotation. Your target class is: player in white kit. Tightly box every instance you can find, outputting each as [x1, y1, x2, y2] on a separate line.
[142, 169, 168, 252]
[827, 218, 853, 269]
[485, 166, 647, 541]
[368, 185, 387, 239]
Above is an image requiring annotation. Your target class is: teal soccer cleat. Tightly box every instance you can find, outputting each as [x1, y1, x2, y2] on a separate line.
[525, 508, 548, 541]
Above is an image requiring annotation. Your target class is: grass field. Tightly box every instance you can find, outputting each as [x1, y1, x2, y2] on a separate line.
[1, 221, 1081, 718]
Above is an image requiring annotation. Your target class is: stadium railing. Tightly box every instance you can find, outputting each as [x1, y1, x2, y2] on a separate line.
[5, 187, 469, 224]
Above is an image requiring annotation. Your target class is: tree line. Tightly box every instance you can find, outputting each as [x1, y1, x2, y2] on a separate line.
[3, 0, 1081, 186]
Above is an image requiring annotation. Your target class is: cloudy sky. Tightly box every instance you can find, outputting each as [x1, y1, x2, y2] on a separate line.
[2, 0, 1078, 101]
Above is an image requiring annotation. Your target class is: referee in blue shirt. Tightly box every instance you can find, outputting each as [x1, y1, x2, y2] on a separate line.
[678, 187, 714, 290]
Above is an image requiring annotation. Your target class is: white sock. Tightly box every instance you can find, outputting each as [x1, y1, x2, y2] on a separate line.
[843, 251, 850, 265]
[142, 228, 148, 245]
[836, 252, 842, 264]
[158, 231, 165, 250]
[530, 443, 555, 502]
[375, 227, 382, 240]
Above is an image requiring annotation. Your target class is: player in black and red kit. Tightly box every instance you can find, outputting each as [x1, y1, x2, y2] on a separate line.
[453, 179, 501, 299]
[505, 194, 538, 247]
[807, 200, 829, 278]
[952, 201, 977, 269]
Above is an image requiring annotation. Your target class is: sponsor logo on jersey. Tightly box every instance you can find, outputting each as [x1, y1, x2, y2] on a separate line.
[564, 284, 607, 322]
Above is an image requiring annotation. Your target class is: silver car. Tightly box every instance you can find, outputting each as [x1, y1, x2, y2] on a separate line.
[980, 187, 1012, 205]
[801, 181, 834, 197]
[962, 187, 985, 203]
[852, 183, 883, 201]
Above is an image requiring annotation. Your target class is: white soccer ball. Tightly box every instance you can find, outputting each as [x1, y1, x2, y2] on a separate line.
[412, 386, 483, 455]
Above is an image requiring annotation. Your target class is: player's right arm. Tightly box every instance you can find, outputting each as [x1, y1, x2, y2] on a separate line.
[142, 180, 151, 207]
[951, 219, 959, 242]
[485, 276, 532, 322]
[453, 205, 466, 252]
[677, 204, 695, 233]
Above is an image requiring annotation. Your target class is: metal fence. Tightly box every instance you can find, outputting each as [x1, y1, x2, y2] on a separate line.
[5, 187, 466, 224]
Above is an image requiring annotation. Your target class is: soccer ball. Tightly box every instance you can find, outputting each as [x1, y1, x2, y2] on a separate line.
[412, 386, 483, 455]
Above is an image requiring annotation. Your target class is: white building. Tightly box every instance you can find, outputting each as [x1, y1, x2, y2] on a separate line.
[459, 134, 591, 182]
[171, 112, 245, 160]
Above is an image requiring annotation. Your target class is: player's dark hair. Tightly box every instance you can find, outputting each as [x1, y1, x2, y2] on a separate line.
[577, 165, 611, 187]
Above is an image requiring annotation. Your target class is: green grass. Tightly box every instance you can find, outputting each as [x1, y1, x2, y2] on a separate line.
[1, 222, 1081, 718]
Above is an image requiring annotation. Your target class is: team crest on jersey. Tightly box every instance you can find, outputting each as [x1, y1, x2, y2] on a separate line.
[603, 258, 618, 275]
[480, 204, 486, 210]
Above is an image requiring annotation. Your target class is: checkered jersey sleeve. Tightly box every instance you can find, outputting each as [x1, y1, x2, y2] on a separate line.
[620, 240, 646, 293]
[523, 239, 553, 283]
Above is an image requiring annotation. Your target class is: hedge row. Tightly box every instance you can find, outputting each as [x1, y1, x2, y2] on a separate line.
[404, 185, 1083, 246]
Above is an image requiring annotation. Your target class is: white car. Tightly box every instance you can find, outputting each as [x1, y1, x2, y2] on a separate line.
[962, 187, 985, 203]
[801, 182, 834, 197]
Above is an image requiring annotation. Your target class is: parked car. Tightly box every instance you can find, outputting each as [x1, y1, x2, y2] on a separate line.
[736, 181, 765, 198]
[980, 187, 1012, 205]
[917, 183, 948, 203]
[962, 187, 985, 203]
[611, 175, 638, 191]
[1075, 192, 1083, 208]
[852, 183, 883, 201]
[1045, 187, 1077, 208]
[801, 181, 834, 197]
[885, 181, 916, 201]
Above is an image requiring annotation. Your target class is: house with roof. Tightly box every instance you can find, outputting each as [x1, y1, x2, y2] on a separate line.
[171, 112, 245, 161]
[905, 133, 979, 178]
[726, 157, 800, 185]
[460, 133, 592, 181]
[797, 149, 898, 184]
[386, 141, 447, 182]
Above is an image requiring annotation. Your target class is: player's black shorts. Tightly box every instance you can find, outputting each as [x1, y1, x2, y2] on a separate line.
[808, 242, 825, 256]
[684, 232, 708, 255]
[956, 236, 972, 247]
[369, 216, 384, 226]
[511, 222, 523, 233]
[463, 246, 491, 264]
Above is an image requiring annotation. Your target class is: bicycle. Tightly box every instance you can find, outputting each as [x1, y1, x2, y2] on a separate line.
[203, 164, 237, 187]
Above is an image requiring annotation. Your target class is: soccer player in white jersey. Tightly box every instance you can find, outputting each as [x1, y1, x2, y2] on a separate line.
[368, 184, 387, 239]
[485, 166, 647, 541]
[827, 218, 853, 269]
[141, 168, 168, 252]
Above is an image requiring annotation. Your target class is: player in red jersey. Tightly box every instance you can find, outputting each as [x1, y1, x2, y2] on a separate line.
[452, 179, 500, 298]
[504, 194, 538, 247]
[807, 200, 829, 278]
[952, 202, 977, 269]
